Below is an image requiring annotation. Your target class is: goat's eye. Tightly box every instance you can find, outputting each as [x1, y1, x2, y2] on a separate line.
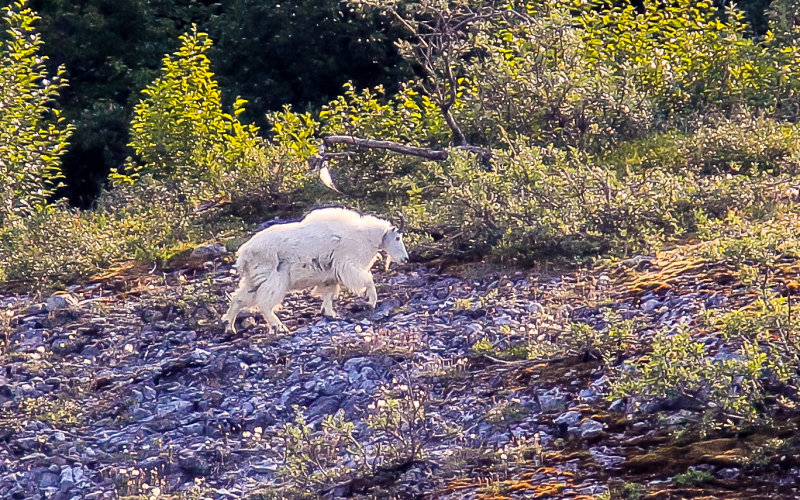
[396, 236, 400, 241]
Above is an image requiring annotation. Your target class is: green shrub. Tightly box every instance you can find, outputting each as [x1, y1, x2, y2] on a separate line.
[125, 26, 275, 200]
[528, 311, 637, 364]
[673, 469, 715, 486]
[317, 82, 449, 200]
[0, 178, 212, 291]
[458, 3, 654, 150]
[399, 142, 777, 261]
[578, 0, 799, 119]
[611, 327, 772, 430]
[682, 118, 800, 175]
[0, 0, 72, 228]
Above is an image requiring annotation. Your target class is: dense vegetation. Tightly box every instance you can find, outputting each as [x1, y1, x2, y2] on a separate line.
[5, 0, 800, 495]
[27, 0, 409, 205]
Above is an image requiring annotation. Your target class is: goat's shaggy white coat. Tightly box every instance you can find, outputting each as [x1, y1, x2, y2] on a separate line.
[223, 207, 408, 332]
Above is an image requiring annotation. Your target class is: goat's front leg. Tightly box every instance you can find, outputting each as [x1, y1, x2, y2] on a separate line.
[365, 276, 377, 308]
[338, 266, 378, 308]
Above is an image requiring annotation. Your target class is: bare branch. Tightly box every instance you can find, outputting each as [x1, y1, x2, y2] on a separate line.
[322, 135, 449, 161]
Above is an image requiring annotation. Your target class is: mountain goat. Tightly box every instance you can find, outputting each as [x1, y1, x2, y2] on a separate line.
[223, 207, 409, 332]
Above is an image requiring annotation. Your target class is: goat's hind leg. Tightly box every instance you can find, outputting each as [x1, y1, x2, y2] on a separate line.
[254, 274, 290, 332]
[223, 281, 256, 333]
[315, 283, 340, 318]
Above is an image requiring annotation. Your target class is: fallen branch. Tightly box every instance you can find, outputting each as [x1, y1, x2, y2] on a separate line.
[307, 134, 493, 193]
[322, 135, 449, 161]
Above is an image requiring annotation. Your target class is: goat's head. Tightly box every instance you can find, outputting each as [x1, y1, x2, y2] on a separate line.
[381, 220, 409, 266]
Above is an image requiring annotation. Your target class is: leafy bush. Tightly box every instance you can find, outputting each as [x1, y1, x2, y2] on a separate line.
[457, 3, 654, 150]
[578, 0, 800, 120]
[602, 118, 800, 176]
[673, 469, 715, 486]
[126, 26, 282, 201]
[269, 382, 435, 497]
[0, 0, 72, 228]
[0, 178, 212, 290]
[317, 82, 449, 200]
[399, 142, 780, 261]
[612, 327, 772, 429]
[0, 26, 313, 290]
[276, 408, 363, 492]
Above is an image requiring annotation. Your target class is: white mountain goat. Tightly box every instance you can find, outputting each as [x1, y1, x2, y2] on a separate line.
[223, 207, 409, 332]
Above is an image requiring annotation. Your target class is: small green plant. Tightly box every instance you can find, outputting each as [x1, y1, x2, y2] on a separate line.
[471, 336, 529, 361]
[485, 401, 530, 427]
[611, 326, 772, 431]
[11, 395, 84, 428]
[527, 310, 637, 365]
[276, 407, 364, 493]
[126, 26, 264, 195]
[366, 380, 435, 465]
[673, 468, 715, 486]
[453, 297, 474, 311]
[620, 482, 647, 500]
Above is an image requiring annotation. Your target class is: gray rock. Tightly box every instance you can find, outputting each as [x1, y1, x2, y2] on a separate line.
[240, 317, 257, 330]
[716, 468, 740, 480]
[554, 411, 582, 427]
[59, 467, 74, 490]
[580, 418, 604, 438]
[342, 357, 367, 373]
[72, 466, 86, 484]
[579, 388, 599, 402]
[39, 471, 59, 488]
[608, 398, 626, 412]
[15, 437, 41, 452]
[307, 396, 342, 421]
[142, 386, 157, 401]
[0, 385, 13, 405]
[182, 423, 205, 436]
[190, 243, 227, 261]
[139, 456, 167, 470]
[539, 389, 567, 413]
[641, 299, 661, 313]
[46, 293, 78, 311]
[590, 446, 626, 468]
[178, 450, 209, 477]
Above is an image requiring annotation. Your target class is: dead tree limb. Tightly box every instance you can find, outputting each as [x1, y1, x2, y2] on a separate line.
[323, 135, 448, 160]
[307, 135, 493, 192]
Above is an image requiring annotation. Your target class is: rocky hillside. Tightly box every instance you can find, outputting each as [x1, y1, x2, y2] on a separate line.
[1, 240, 799, 499]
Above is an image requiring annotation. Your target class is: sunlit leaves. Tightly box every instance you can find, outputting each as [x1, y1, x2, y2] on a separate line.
[0, 0, 72, 228]
[127, 26, 265, 198]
